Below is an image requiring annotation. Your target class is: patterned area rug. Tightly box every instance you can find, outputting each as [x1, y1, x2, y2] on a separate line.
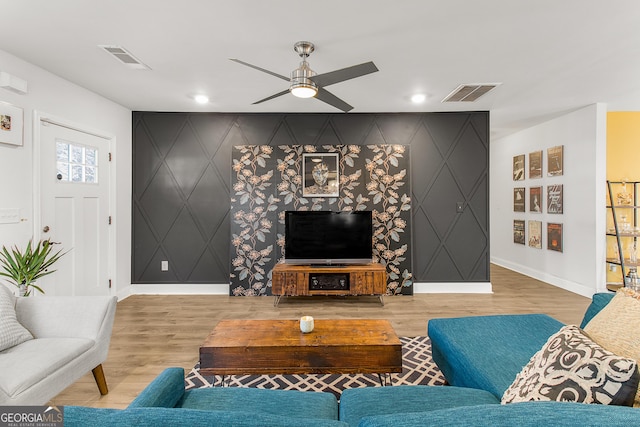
[185, 336, 446, 399]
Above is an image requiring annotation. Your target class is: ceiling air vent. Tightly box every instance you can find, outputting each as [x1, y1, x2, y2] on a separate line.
[442, 83, 500, 102]
[98, 45, 151, 70]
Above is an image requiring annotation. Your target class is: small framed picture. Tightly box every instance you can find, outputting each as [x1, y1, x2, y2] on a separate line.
[528, 220, 542, 249]
[547, 184, 563, 214]
[547, 223, 563, 252]
[302, 153, 339, 198]
[513, 187, 525, 212]
[547, 145, 563, 176]
[513, 154, 525, 181]
[528, 150, 542, 179]
[529, 186, 543, 213]
[513, 220, 525, 245]
[0, 101, 24, 146]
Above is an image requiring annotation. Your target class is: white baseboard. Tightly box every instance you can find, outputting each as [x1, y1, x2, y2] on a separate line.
[119, 282, 493, 297]
[413, 282, 493, 293]
[127, 283, 230, 296]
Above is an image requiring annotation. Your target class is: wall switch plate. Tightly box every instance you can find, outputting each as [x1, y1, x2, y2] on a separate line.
[456, 202, 465, 213]
[0, 208, 20, 224]
[161, 260, 169, 271]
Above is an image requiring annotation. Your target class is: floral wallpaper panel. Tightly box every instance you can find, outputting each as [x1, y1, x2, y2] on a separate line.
[230, 145, 412, 296]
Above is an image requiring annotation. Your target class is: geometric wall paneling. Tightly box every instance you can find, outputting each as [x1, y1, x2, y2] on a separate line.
[132, 111, 489, 290]
[132, 113, 231, 284]
[470, 175, 489, 229]
[374, 114, 422, 145]
[331, 114, 376, 145]
[410, 112, 489, 283]
[230, 144, 412, 296]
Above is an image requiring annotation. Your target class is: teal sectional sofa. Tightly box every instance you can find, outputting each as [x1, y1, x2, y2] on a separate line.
[65, 367, 346, 426]
[62, 292, 640, 426]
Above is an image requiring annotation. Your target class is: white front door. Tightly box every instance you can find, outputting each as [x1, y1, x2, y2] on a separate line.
[39, 120, 112, 296]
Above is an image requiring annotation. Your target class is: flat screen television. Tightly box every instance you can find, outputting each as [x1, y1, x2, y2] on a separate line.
[284, 210, 373, 265]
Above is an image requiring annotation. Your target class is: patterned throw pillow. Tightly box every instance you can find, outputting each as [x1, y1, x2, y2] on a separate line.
[583, 288, 640, 407]
[501, 325, 639, 406]
[0, 284, 33, 352]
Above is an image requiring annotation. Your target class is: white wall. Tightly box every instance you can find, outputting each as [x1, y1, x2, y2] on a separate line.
[0, 49, 132, 298]
[490, 104, 607, 297]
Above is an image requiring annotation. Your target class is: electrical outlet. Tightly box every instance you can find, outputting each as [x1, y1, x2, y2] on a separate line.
[161, 261, 169, 271]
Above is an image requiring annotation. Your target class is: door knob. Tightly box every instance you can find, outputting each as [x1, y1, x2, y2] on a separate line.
[43, 226, 50, 233]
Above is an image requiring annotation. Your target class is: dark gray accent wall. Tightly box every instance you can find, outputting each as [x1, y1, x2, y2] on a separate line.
[132, 112, 489, 287]
[412, 113, 490, 281]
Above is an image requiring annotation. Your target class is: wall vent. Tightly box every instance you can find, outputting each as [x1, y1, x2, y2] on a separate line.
[442, 83, 500, 102]
[99, 45, 151, 70]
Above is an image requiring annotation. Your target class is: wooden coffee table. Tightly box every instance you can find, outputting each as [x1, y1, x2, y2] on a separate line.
[199, 319, 402, 377]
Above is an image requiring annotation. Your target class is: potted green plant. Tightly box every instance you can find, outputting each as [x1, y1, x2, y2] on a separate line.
[0, 239, 67, 296]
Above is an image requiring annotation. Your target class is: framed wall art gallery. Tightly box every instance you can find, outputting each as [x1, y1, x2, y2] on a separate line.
[512, 145, 565, 253]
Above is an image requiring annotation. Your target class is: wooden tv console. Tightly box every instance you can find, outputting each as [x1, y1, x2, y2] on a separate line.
[271, 262, 387, 306]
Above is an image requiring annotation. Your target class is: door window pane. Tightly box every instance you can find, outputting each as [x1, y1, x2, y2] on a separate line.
[86, 148, 97, 166]
[56, 140, 99, 184]
[56, 163, 70, 181]
[56, 143, 69, 161]
[85, 166, 97, 183]
[71, 145, 83, 163]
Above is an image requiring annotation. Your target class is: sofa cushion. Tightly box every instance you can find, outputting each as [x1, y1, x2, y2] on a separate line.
[357, 401, 640, 427]
[0, 284, 33, 352]
[502, 325, 638, 405]
[129, 367, 339, 420]
[428, 314, 564, 398]
[0, 338, 93, 397]
[583, 288, 640, 407]
[64, 406, 348, 427]
[339, 385, 499, 427]
[579, 292, 614, 328]
[178, 387, 339, 420]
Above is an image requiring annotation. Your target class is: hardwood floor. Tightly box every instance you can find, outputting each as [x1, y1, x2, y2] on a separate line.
[50, 264, 593, 409]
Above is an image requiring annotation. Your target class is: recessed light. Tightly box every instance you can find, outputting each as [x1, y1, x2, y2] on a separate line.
[411, 94, 426, 103]
[194, 94, 209, 104]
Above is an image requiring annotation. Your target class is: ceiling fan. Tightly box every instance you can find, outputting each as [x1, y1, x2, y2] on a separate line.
[230, 41, 378, 112]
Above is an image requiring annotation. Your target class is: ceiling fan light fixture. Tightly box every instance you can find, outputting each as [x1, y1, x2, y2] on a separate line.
[290, 59, 318, 98]
[290, 83, 317, 98]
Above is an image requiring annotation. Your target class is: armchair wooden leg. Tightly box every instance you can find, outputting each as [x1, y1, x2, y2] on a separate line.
[92, 364, 109, 395]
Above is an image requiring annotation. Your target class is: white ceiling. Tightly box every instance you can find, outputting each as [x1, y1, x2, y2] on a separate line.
[1, 0, 639, 139]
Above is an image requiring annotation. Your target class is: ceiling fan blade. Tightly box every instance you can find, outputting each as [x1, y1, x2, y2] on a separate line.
[230, 58, 290, 82]
[310, 62, 378, 87]
[315, 87, 353, 112]
[252, 89, 290, 105]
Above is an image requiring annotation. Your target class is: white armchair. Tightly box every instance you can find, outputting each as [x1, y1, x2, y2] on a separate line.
[0, 295, 117, 405]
